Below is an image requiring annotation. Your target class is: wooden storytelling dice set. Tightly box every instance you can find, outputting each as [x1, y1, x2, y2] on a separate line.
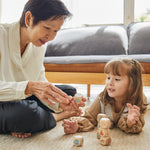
[73, 113, 111, 147]
[97, 113, 111, 146]
[73, 94, 84, 147]
[73, 94, 111, 147]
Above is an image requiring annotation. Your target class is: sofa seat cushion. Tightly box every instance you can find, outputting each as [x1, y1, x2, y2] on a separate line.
[44, 55, 126, 64]
[44, 54, 150, 64]
[45, 25, 128, 56]
[128, 22, 150, 54]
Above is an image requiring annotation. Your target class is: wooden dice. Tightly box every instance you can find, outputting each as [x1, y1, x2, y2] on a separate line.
[97, 114, 111, 146]
[74, 93, 83, 104]
[99, 118, 111, 146]
[97, 113, 107, 122]
[73, 135, 84, 147]
[100, 118, 110, 129]
[100, 136, 111, 146]
[97, 113, 107, 129]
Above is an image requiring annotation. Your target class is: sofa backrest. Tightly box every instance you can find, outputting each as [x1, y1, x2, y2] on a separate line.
[128, 22, 150, 54]
[45, 25, 128, 56]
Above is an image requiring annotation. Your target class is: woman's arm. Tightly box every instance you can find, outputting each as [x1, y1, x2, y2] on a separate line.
[25, 81, 70, 105]
[0, 80, 28, 101]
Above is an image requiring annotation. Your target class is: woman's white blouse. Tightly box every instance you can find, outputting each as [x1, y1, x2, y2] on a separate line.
[0, 22, 47, 101]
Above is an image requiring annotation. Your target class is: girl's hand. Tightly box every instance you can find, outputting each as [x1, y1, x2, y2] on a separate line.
[126, 103, 140, 128]
[25, 81, 71, 105]
[62, 120, 79, 134]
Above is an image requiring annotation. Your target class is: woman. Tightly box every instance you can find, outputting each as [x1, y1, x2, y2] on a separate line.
[0, 0, 85, 138]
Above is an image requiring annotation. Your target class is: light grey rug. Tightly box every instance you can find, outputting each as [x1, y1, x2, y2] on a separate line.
[0, 109, 150, 150]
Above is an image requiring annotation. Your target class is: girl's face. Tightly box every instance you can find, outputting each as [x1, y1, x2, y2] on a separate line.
[27, 16, 64, 46]
[105, 73, 129, 102]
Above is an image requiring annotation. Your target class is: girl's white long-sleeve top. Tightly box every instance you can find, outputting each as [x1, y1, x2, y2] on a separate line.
[0, 21, 47, 101]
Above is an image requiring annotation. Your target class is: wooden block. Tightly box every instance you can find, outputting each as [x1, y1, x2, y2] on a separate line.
[73, 135, 84, 147]
[74, 93, 83, 104]
[100, 136, 111, 146]
[99, 128, 110, 137]
[97, 129, 101, 139]
[97, 113, 107, 122]
[97, 113, 107, 129]
[100, 118, 110, 129]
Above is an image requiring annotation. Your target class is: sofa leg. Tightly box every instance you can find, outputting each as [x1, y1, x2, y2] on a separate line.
[87, 84, 91, 100]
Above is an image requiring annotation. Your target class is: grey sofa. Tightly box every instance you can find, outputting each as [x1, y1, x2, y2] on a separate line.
[44, 22, 150, 97]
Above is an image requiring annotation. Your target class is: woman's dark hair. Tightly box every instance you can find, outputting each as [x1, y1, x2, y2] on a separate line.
[20, 0, 72, 27]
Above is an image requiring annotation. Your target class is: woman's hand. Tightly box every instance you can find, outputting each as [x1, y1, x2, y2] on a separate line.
[74, 96, 86, 107]
[25, 81, 71, 105]
[60, 96, 86, 112]
[126, 103, 140, 128]
[62, 120, 79, 134]
[59, 99, 83, 117]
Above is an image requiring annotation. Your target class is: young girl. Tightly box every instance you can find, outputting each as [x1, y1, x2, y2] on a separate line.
[62, 58, 147, 134]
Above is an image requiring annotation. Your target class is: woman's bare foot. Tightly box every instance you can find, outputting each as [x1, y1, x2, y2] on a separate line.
[11, 132, 31, 138]
[53, 110, 81, 122]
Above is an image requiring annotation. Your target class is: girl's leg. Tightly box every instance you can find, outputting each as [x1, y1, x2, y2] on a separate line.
[0, 98, 56, 138]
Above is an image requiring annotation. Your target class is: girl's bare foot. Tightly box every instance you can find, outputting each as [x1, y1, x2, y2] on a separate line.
[11, 132, 31, 138]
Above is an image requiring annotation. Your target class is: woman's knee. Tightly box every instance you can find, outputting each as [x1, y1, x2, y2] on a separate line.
[0, 100, 56, 133]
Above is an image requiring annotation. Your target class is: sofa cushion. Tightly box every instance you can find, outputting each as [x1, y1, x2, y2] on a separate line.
[45, 25, 128, 56]
[44, 54, 150, 64]
[128, 22, 150, 54]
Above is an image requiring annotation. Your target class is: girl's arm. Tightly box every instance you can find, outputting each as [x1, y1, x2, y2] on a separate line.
[63, 95, 101, 133]
[117, 113, 145, 134]
[77, 95, 102, 131]
[117, 95, 147, 134]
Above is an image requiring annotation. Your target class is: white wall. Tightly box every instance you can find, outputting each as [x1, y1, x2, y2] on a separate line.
[0, 0, 1, 22]
[1, 0, 27, 24]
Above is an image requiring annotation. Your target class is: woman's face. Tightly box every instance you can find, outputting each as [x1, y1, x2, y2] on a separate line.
[27, 16, 64, 46]
[105, 73, 129, 102]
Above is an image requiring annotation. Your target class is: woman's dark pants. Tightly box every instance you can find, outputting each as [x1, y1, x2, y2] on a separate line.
[0, 84, 76, 133]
